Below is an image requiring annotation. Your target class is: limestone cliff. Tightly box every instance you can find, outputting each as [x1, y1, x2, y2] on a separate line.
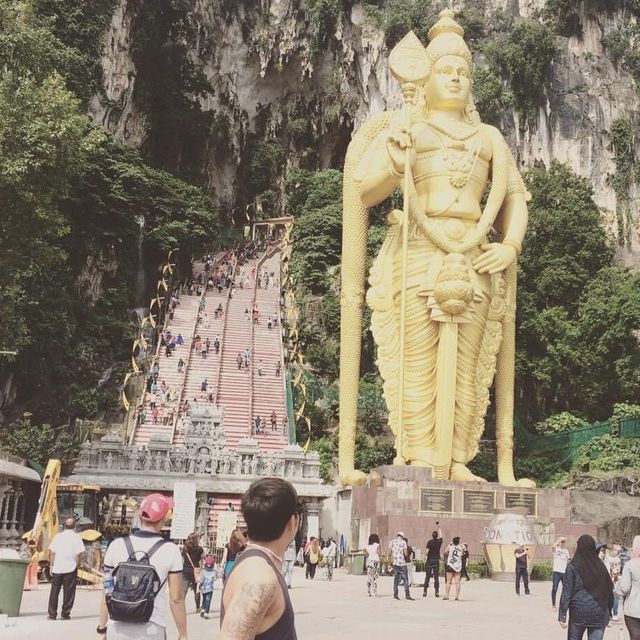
[91, 0, 640, 261]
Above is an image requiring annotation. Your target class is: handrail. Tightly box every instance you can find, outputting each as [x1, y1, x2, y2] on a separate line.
[212, 253, 239, 406]
[168, 285, 206, 444]
[274, 243, 290, 442]
[128, 288, 177, 446]
[248, 248, 274, 438]
[270, 247, 290, 443]
[126, 278, 187, 444]
[169, 254, 226, 443]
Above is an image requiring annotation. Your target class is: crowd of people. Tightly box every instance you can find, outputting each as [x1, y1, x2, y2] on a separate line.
[357, 525, 640, 640]
[253, 411, 287, 436]
[132, 239, 288, 441]
[41, 477, 640, 640]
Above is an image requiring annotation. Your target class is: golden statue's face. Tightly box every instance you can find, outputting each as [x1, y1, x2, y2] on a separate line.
[425, 54, 471, 112]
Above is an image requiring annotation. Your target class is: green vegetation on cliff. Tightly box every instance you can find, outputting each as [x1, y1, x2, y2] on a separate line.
[0, 0, 222, 450]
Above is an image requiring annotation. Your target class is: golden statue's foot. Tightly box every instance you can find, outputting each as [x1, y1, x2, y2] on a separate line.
[500, 476, 537, 488]
[340, 469, 368, 487]
[393, 455, 407, 466]
[450, 463, 488, 483]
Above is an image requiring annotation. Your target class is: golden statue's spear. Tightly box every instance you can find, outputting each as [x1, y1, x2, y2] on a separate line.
[388, 32, 430, 464]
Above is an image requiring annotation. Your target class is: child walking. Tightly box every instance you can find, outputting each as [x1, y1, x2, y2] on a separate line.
[199, 555, 218, 619]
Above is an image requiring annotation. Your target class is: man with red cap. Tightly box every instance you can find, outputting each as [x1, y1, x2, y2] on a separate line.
[97, 493, 187, 640]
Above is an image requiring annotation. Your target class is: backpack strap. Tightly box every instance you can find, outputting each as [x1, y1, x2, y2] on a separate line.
[146, 538, 168, 561]
[123, 536, 135, 561]
[122, 535, 166, 563]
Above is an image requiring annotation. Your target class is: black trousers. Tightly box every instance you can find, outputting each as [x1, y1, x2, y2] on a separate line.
[48, 570, 77, 618]
[423, 560, 440, 594]
[626, 615, 640, 640]
[515, 566, 530, 594]
[182, 573, 201, 610]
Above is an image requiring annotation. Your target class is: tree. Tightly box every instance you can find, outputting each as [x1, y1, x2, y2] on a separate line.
[0, 0, 223, 427]
[515, 162, 635, 425]
[0, 413, 78, 465]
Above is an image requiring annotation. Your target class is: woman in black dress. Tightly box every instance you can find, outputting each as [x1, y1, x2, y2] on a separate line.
[559, 534, 613, 640]
[182, 532, 204, 612]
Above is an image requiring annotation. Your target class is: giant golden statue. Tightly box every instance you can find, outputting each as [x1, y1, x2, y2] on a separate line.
[338, 10, 534, 487]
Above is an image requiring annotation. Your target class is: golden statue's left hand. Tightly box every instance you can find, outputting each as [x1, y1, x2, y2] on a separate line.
[472, 243, 517, 275]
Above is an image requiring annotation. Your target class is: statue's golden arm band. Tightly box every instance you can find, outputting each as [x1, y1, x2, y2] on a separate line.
[340, 285, 366, 309]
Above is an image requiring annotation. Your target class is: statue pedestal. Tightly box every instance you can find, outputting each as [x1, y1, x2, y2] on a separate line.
[348, 465, 595, 565]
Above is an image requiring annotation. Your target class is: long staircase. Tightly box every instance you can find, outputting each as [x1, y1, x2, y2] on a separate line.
[131, 245, 289, 456]
[173, 258, 234, 445]
[215, 254, 262, 449]
[251, 252, 288, 451]
[132, 294, 199, 446]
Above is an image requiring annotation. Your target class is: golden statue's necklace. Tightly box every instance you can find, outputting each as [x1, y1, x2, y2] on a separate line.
[427, 119, 480, 142]
[427, 123, 481, 190]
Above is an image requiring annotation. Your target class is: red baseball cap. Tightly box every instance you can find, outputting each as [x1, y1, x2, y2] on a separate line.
[139, 493, 172, 523]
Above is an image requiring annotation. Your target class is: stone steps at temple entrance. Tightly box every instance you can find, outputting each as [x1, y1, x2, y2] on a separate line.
[215, 255, 262, 449]
[251, 252, 288, 452]
[175, 272, 230, 446]
[132, 254, 226, 446]
[132, 294, 200, 446]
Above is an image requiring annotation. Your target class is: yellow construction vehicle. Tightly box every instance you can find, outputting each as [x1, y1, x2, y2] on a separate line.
[22, 459, 103, 584]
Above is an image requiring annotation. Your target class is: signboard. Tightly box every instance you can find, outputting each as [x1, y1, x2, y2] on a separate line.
[504, 492, 537, 516]
[419, 488, 453, 513]
[216, 511, 238, 548]
[170, 481, 197, 540]
[463, 490, 495, 514]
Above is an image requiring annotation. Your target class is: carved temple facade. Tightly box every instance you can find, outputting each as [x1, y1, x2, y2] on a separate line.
[68, 406, 331, 539]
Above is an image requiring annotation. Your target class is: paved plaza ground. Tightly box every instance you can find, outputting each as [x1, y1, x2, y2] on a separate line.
[3, 568, 630, 639]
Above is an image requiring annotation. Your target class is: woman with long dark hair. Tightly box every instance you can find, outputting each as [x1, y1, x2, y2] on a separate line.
[305, 538, 320, 579]
[559, 534, 613, 640]
[182, 532, 204, 612]
[221, 528, 247, 582]
[616, 535, 640, 640]
[364, 533, 381, 596]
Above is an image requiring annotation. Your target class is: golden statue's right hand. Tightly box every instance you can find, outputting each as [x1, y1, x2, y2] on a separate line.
[386, 127, 417, 175]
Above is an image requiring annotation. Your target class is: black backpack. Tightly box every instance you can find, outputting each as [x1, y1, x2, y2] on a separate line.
[107, 536, 168, 623]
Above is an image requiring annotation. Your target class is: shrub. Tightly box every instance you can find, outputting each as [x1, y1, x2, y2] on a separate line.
[530, 561, 553, 581]
[612, 402, 640, 421]
[467, 559, 491, 578]
[573, 435, 640, 473]
[535, 411, 589, 435]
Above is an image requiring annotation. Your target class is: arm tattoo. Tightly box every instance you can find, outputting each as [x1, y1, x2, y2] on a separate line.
[222, 581, 278, 640]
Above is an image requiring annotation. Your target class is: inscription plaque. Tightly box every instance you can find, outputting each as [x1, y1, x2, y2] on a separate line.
[463, 490, 495, 514]
[504, 492, 537, 516]
[420, 488, 453, 513]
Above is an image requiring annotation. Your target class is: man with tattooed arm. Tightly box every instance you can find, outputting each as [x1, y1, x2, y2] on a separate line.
[220, 478, 300, 640]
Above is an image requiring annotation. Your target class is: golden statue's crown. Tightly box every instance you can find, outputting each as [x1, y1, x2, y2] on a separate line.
[425, 8, 472, 68]
[428, 9, 464, 40]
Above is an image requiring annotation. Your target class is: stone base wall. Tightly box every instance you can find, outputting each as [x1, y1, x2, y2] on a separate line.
[349, 466, 596, 559]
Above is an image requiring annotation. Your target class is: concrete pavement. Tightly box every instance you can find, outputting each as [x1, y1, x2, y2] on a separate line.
[3, 568, 630, 639]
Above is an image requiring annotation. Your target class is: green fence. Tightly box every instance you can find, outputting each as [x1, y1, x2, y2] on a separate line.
[516, 415, 640, 462]
[620, 416, 640, 438]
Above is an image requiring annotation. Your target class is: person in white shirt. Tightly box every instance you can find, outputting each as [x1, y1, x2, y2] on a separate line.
[443, 536, 464, 601]
[282, 539, 296, 588]
[364, 534, 381, 597]
[47, 517, 86, 620]
[551, 537, 571, 609]
[324, 538, 337, 581]
[98, 493, 186, 640]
